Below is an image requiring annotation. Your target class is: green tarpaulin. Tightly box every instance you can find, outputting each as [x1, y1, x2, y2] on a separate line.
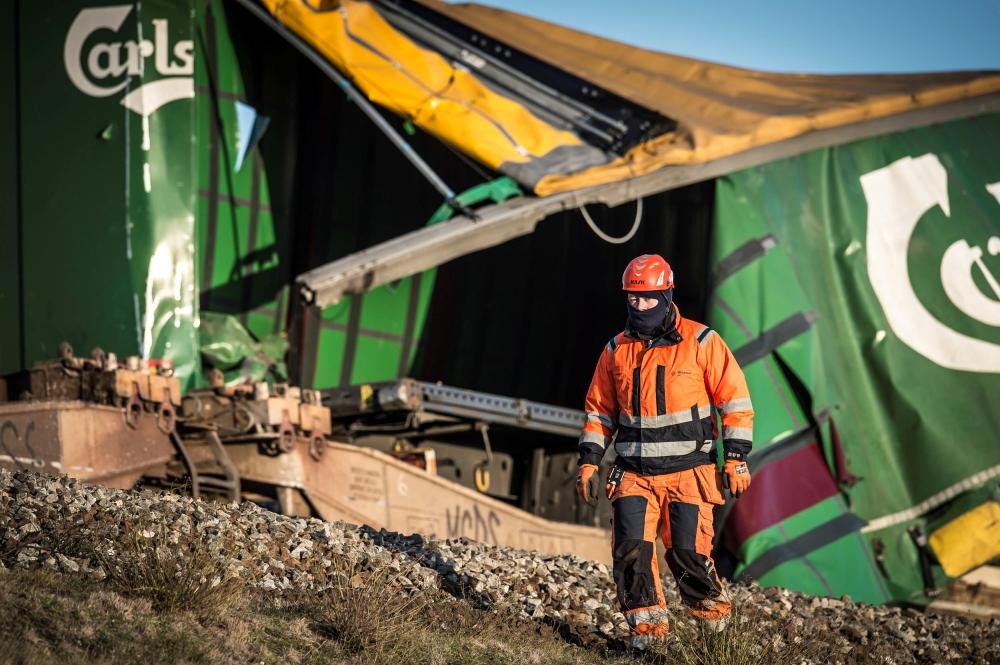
[711, 111, 1000, 603]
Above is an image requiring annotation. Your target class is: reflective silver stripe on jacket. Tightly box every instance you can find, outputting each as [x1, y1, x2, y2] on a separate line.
[586, 411, 615, 429]
[717, 397, 753, 414]
[580, 430, 609, 448]
[723, 426, 753, 441]
[618, 404, 711, 428]
[615, 440, 714, 457]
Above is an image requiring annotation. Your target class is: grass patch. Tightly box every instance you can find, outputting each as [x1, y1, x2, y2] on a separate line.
[296, 582, 631, 665]
[652, 603, 827, 665]
[0, 566, 331, 665]
[0, 553, 916, 665]
[0, 568, 210, 665]
[0, 562, 855, 665]
[306, 555, 431, 663]
[93, 523, 250, 614]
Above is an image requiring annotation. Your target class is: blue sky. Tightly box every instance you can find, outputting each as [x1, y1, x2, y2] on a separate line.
[467, 1, 1000, 74]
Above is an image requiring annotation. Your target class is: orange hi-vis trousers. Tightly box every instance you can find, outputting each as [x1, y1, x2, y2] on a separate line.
[611, 464, 731, 641]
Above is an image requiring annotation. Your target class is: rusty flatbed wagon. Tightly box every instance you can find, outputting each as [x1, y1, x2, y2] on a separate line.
[0, 350, 611, 563]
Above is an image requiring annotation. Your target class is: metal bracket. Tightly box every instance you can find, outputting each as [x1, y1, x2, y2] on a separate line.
[309, 430, 326, 461]
[473, 422, 494, 494]
[278, 409, 296, 453]
[125, 382, 143, 429]
[156, 387, 176, 434]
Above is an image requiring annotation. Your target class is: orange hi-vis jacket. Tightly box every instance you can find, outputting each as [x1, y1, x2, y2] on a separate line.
[579, 305, 754, 474]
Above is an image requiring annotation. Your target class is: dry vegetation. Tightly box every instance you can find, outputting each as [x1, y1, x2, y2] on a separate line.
[3, 471, 993, 664]
[92, 523, 249, 614]
[0, 536, 835, 665]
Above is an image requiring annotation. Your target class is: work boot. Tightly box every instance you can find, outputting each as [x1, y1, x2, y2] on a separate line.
[687, 602, 732, 633]
[628, 622, 670, 652]
[697, 613, 729, 633]
[630, 634, 673, 659]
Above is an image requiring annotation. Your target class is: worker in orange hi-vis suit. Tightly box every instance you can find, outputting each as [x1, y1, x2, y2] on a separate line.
[576, 254, 753, 650]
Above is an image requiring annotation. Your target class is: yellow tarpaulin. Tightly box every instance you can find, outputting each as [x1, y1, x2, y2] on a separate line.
[261, 0, 603, 182]
[929, 501, 1000, 578]
[265, 0, 1000, 196]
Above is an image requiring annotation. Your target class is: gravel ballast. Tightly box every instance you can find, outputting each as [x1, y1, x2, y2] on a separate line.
[1, 468, 997, 663]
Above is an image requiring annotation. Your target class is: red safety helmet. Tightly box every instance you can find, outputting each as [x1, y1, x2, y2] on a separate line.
[622, 254, 674, 292]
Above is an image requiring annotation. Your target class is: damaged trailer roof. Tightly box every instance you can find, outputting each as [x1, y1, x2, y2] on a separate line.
[418, 0, 1000, 194]
[259, 0, 1000, 195]
[250, 0, 1000, 305]
[298, 91, 1000, 307]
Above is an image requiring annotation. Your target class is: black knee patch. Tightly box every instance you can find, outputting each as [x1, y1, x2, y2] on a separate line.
[612, 495, 656, 611]
[614, 539, 657, 611]
[665, 548, 722, 604]
[668, 502, 699, 550]
[613, 495, 648, 543]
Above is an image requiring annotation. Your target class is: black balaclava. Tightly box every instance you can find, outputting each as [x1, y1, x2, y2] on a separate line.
[625, 288, 677, 340]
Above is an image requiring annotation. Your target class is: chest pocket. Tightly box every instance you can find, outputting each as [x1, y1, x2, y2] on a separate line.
[661, 365, 705, 411]
[653, 344, 707, 415]
[656, 357, 712, 441]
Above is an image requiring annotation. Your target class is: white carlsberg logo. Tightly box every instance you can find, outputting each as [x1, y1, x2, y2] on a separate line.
[64, 5, 194, 117]
[860, 153, 1000, 373]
